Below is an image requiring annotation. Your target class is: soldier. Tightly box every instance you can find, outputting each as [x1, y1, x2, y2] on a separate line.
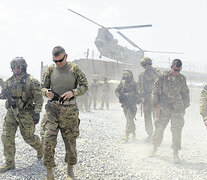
[0, 57, 43, 173]
[89, 78, 99, 110]
[115, 70, 140, 142]
[138, 57, 161, 142]
[200, 84, 207, 126]
[148, 59, 190, 163]
[41, 46, 88, 180]
[100, 77, 110, 110]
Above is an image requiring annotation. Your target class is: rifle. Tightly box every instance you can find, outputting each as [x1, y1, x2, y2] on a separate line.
[0, 78, 24, 128]
[119, 91, 136, 113]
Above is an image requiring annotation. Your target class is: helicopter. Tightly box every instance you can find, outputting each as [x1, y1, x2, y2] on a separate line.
[68, 9, 182, 64]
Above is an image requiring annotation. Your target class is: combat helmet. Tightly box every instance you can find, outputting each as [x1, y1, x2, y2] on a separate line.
[140, 57, 152, 67]
[122, 70, 133, 80]
[10, 57, 28, 71]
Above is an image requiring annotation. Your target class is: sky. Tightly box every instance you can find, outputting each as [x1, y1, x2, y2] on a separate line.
[0, 0, 207, 79]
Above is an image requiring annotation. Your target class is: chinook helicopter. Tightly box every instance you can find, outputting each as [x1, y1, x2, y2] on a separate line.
[68, 9, 182, 64]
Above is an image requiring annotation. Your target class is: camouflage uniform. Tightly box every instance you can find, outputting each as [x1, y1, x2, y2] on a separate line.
[100, 78, 110, 109]
[89, 79, 99, 109]
[0, 74, 43, 167]
[115, 70, 140, 141]
[40, 112, 47, 143]
[41, 62, 88, 168]
[138, 66, 160, 137]
[200, 84, 207, 121]
[152, 71, 190, 150]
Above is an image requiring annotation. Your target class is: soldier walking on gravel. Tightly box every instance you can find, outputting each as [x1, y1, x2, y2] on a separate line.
[148, 59, 190, 163]
[115, 70, 140, 142]
[89, 78, 99, 110]
[41, 46, 88, 180]
[138, 57, 161, 142]
[0, 57, 43, 173]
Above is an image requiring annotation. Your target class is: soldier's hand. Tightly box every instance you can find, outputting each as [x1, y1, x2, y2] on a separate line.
[46, 90, 54, 99]
[204, 120, 207, 126]
[33, 112, 40, 124]
[61, 91, 74, 101]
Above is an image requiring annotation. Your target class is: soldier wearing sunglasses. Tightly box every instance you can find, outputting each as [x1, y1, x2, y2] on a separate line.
[41, 46, 88, 180]
[148, 59, 190, 164]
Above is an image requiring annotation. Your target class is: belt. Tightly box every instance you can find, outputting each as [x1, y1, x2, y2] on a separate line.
[50, 99, 76, 105]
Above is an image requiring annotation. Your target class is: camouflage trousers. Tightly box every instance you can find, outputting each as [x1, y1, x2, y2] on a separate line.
[123, 105, 137, 134]
[152, 106, 185, 150]
[101, 93, 109, 109]
[1, 109, 42, 165]
[40, 112, 47, 142]
[143, 97, 153, 136]
[43, 102, 80, 168]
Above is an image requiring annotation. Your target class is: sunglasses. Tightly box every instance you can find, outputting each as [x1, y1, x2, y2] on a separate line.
[173, 68, 181, 72]
[53, 54, 66, 63]
[12, 66, 21, 69]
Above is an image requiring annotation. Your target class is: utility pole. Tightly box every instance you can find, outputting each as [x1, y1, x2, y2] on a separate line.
[40, 61, 43, 81]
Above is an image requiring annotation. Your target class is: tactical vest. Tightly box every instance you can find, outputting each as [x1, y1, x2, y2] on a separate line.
[7, 74, 32, 110]
[141, 68, 159, 95]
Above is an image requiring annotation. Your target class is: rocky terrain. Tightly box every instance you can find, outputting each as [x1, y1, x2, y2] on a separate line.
[0, 87, 207, 180]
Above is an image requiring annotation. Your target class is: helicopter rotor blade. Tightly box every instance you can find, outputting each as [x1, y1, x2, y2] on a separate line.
[108, 24, 152, 30]
[117, 31, 143, 52]
[144, 50, 184, 54]
[67, 9, 105, 28]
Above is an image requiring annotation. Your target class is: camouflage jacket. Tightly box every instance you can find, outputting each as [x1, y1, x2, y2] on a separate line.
[41, 62, 88, 98]
[0, 74, 43, 112]
[138, 67, 161, 96]
[200, 84, 207, 121]
[115, 79, 140, 106]
[152, 71, 190, 111]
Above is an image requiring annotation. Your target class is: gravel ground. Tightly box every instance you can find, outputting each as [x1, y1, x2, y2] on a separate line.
[0, 87, 207, 180]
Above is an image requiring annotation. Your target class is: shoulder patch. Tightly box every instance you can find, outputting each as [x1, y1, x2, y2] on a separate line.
[35, 81, 40, 87]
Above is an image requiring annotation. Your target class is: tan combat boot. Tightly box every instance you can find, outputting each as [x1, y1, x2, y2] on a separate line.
[122, 132, 129, 143]
[65, 164, 74, 180]
[45, 167, 55, 180]
[0, 163, 15, 173]
[37, 146, 43, 160]
[148, 146, 157, 157]
[173, 149, 180, 164]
